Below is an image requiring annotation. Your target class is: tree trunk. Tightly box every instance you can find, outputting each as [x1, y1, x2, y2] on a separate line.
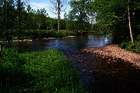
[0, 43, 2, 62]
[57, 0, 60, 32]
[4, 0, 12, 47]
[58, 18, 60, 32]
[128, 1, 134, 44]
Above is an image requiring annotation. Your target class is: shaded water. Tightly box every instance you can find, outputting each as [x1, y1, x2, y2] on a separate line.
[14, 35, 111, 52]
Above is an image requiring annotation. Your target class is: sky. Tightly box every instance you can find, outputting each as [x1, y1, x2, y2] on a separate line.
[30, 0, 70, 19]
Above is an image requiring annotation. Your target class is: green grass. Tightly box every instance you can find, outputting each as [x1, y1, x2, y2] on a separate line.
[0, 49, 85, 93]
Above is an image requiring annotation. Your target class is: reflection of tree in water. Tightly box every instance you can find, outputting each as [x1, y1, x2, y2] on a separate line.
[13, 35, 111, 53]
[76, 35, 89, 49]
[15, 41, 32, 52]
[63, 35, 89, 50]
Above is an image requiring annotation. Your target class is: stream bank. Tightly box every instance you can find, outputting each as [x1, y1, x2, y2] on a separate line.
[68, 44, 140, 93]
[7, 35, 140, 93]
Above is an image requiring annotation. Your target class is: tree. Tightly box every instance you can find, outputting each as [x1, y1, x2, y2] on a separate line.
[27, 5, 31, 13]
[16, 0, 30, 39]
[50, 0, 65, 32]
[68, 0, 94, 31]
[0, 0, 15, 46]
[16, 0, 24, 33]
[128, 0, 134, 43]
[36, 8, 47, 29]
[92, 0, 140, 43]
[91, 0, 127, 43]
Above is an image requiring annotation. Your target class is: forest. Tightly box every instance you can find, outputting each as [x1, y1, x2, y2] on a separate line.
[0, 0, 140, 42]
[0, 0, 140, 93]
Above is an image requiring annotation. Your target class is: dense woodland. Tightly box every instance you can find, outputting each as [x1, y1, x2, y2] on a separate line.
[0, 0, 66, 40]
[0, 0, 140, 44]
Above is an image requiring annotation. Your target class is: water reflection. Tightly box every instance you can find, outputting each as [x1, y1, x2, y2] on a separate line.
[14, 35, 112, 52]
[86, 35, 111, 48]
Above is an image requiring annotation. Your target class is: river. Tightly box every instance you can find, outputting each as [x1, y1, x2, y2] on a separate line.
[14, 35, 111, 52]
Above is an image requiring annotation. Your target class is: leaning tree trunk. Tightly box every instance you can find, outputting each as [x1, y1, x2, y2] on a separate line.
[128, 1, 134, 44]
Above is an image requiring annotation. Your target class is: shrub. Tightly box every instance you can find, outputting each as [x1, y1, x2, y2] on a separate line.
[47, 30, 77, 38]
[120, 41, 140, 53]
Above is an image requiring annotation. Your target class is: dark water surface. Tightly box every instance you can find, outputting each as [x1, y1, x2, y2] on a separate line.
[14, 35, 111, 52]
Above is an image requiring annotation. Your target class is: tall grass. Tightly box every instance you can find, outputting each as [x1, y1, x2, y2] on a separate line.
[0, 49, 85, 93]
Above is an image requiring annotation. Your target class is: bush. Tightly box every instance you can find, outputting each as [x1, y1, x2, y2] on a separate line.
[47, 30, 77, 38]
[120, 42, 134, 49]
[13, 30, 78, 39]
[120, 41, 140, 53]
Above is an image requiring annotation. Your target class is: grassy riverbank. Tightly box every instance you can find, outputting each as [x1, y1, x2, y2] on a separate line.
[0, 49, 85, 93]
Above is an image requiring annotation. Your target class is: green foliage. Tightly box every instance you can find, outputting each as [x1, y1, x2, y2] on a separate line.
[0, 0, 140, 42]
[68, 0, 94, 32]
[47, 30, 77, 38]
[92, 0, 140, 43]
[69, 0, 90, 22]
[120, 42, 135, 50]
[12, 30, 77, 39]
[120, 41, 140, 53]
[0, 49, 85, 93]
[0, 0, 68, 40]
[0, 48, 29, 93]
[0, 48, 28, 74]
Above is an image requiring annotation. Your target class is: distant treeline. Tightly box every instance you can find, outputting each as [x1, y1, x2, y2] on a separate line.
[1, 0, 140, 44]
[0, 0, 93, 41]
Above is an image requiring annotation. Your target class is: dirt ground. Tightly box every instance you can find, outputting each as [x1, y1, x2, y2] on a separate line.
[67, 45, 140, 93]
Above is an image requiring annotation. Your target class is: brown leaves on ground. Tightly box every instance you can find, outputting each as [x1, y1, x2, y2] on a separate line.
[82, 44, 140, 69]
